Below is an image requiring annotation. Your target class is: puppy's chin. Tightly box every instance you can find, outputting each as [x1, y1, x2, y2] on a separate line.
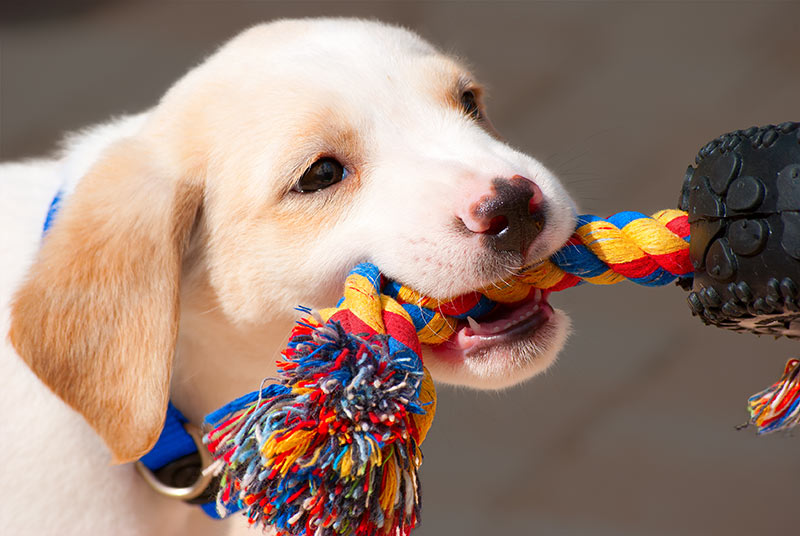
[422, 308, 570, 390]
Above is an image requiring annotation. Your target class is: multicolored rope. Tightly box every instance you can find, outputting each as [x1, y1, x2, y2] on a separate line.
[202, 208, 695, 535]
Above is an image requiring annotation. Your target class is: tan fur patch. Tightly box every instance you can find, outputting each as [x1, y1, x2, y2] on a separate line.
[9, 138, 203, 464]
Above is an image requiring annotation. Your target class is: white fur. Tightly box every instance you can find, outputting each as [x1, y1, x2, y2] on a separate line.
[0, 19, 576, 534]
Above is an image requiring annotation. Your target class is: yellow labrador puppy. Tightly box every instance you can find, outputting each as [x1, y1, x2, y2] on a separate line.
[0, 18, 576, 535]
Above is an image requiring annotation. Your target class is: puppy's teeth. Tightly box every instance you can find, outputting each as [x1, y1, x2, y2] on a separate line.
[534, 289, 542, 303]
[467, 316, 481, 333]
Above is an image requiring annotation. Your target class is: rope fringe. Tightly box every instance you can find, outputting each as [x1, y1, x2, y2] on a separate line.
[747, 359, 800, 434]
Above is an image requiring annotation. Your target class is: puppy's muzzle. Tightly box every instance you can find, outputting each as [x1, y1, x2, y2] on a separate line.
[463, 175, 546, 255]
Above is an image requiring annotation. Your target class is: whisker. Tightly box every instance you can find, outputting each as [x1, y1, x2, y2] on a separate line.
[198, 304, 221, 316]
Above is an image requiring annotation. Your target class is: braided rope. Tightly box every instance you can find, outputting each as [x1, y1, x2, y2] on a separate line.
[385, 209, 691, 345]
[316, 264, 437, 439]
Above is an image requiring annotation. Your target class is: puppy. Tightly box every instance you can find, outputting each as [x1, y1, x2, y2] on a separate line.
[0, 18, 576, 535]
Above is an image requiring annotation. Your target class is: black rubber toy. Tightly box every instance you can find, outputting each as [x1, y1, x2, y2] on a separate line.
[679, 121, 800, 337]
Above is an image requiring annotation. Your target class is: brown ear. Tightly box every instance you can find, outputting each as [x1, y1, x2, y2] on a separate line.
[9, 137, 203, 464]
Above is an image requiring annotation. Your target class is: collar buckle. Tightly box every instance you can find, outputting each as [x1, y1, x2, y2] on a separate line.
[134, 423, 217, 501]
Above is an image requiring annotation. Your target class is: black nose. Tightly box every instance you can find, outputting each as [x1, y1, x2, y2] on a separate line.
[472, 177, 546, 254]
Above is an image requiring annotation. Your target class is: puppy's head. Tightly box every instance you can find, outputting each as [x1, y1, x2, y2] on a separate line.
[10, 18, 575, 463]
[180, 19, 577, 388]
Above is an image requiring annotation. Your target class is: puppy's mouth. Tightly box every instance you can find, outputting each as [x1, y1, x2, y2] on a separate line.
[431, 288, 556, 361]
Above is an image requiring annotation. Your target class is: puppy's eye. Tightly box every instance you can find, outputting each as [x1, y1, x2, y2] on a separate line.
[293, 158, 347, 193]
[460, 90, 481, 120]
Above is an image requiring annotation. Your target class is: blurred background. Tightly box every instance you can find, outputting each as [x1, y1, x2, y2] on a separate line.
[3, 2, 800, 534]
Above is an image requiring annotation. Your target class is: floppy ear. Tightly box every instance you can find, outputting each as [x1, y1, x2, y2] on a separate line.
[9, 137, 203, 464]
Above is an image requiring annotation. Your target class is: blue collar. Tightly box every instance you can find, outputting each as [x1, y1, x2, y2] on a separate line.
[43, 187, 239, 519]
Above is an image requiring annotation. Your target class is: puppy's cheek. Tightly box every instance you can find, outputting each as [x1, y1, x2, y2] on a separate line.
[422, 310, 571, 390]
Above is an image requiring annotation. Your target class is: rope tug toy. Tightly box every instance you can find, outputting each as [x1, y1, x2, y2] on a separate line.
[203, 122, 800, 535]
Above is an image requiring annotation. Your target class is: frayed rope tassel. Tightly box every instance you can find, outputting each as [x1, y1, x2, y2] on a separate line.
[747, 359, 800, 434]
[203, 264, 435, 536]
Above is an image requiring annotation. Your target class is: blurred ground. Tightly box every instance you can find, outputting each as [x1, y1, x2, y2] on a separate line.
[3, 2, 800, 535]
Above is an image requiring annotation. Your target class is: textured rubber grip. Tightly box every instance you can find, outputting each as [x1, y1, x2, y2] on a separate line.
[679, 121, 800, 337]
